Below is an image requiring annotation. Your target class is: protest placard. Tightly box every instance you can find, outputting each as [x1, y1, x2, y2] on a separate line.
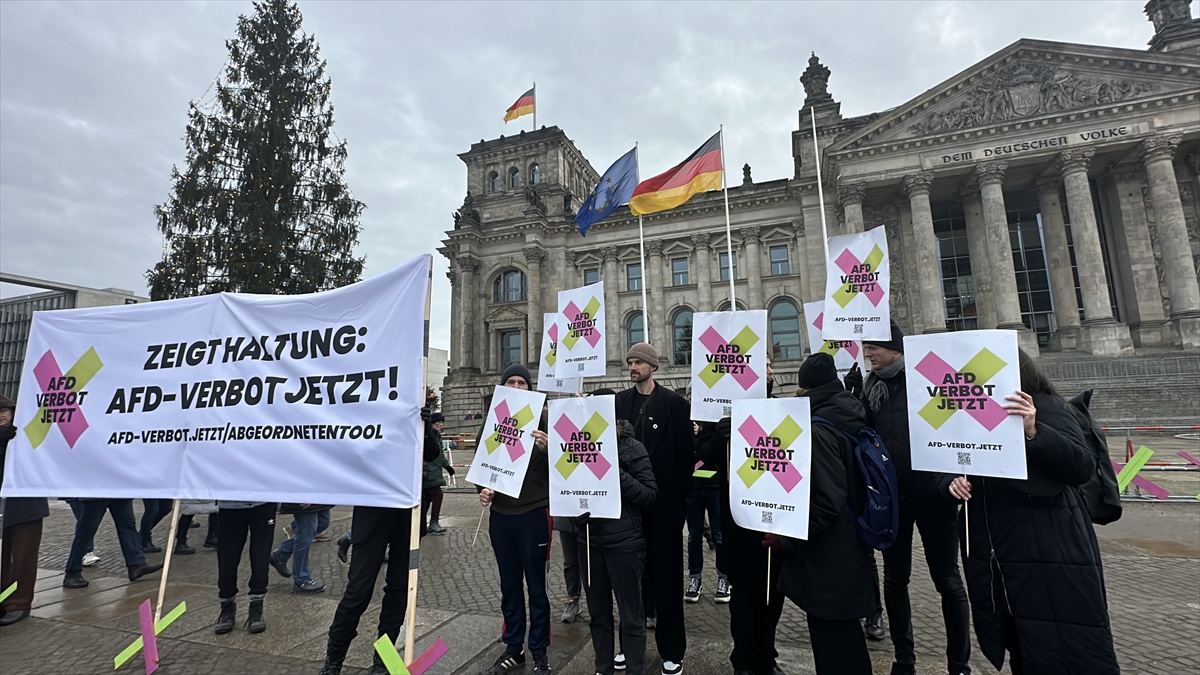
[556, 282, 606, 378]
[822, 225, 890, 341]
[548, 395, 620, 519]
[2, 255, 430, 508]
[690, 310, 768, 421]
[803, 301, 865, 383]
[728, 398, 813, 540]
[905, 330, 1026, 479]
[465, 385, 547, 498]
[536, 314, 578, 393]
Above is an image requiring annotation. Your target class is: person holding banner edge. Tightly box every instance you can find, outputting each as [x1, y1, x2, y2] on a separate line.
[941, 351, 1118, 675]
[0, 394, 48, 627]
[843, 321, 972, 675]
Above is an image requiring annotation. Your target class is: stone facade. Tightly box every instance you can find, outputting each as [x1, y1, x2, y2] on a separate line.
[438, 6, 1200, 436]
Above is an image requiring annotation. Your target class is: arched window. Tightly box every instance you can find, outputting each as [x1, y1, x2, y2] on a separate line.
[492, 270, 528, 303]
[672, 308, 694, 366]
[488, 171, 500, 192]
[716, 301, 746, 312]
[529, 163, 541, 185]
[509, 167, 521, 189]
[627, 312, 644, 351]
[769, 299, 802, 361]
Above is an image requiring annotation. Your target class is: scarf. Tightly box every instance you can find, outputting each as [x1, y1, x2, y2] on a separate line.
[865, 355, 905, 413]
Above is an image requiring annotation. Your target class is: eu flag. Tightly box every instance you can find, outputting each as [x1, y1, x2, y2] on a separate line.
[575, 147, 638, 236]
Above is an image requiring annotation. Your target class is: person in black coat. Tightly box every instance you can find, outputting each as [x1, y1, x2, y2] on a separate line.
[943, 350, 1119, 675]
[0, 394, 49, 626]
[775, 354, 877, 675]
[576, 418, 658, 675]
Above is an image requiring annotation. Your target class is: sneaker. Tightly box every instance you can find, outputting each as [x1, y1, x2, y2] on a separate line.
[483, 651, 525, 674]
[314, 531, 333, 542]
[428, 522, 447, 535]
[684, 577, 702, 603]
[283, 525, 294, 539]
[532, 652, 552, 674]
[268, 550, 292, 578]
[561, 598, 581, 623]
[614, 652, 626, 670]
[292, 578, 326, 594]
[175, 541, 196, 555]
[714, 577, 732, 603]
[81, 551, 101, 567]
[662, 661, 682, 675]
[864, 611, 885, 641]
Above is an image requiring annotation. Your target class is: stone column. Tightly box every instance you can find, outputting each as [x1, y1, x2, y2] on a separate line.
[1110, 164, 1167, 347]
[1058, 149, 1133, 355]
[838, 182, 866, 234]
[1034, 176, 1081, 350]
[456, 256, 479, 371]
[523, 246, 545, 363]
[960, 182, 996, 330]
[487, 326, 498, 373]
[646, 239, 668, 357]
[692, 233, 713, 312]
[602, 246, 621, 366]
[903, 172, 947, 334]
[1141, 135, 1200, 349]
[976, 161, 1040, 355]
[742, 226, 763, 309]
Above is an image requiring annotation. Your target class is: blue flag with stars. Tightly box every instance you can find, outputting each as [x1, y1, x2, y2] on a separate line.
[575, 147, 638, 236]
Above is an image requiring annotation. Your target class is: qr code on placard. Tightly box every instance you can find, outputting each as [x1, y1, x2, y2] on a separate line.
[579, 498, 589, 510]
[723, 406, 732, 417]
[854, 324, 864, 334]
[761, 511, 773, 524]
[577, 363, 586, 372]
[957, 452, 971, 466]
[490, 473, 499, 484]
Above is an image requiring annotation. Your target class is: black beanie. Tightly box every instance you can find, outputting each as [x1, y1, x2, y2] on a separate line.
[500, 363, 533, 387]
[863, 320, 905, 354]
[797, 353, 840, 389]
[589, 388, 616, 396]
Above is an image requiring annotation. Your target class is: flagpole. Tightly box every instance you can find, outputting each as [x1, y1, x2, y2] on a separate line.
[532, 82, 536, 131]
[635, 142, 650, 345]
[719, 125, 736, 307]
[809, 109, 830, 264]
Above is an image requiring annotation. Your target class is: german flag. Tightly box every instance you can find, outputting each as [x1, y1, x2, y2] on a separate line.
[504, 87, 535, 123]
[629, 132, 723, 215]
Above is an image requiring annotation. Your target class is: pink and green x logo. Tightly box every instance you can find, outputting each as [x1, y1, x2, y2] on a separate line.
[553, 412, 612, 480]
[736, 415, 804, 492]
[698, 325, 760, 390]
[543, 323, 559, 368]
[485, 400, 536, 462]
[832, 245, 885, 308]
[811, 312, 860, 359]
[24, 348, 103, 449]
[561, 298, 602, 351]
[915, 349, 1008, 431]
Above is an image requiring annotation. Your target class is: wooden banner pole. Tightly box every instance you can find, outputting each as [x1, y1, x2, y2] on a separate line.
[153, 499, 182, 624]
[403, 257, 435, 664]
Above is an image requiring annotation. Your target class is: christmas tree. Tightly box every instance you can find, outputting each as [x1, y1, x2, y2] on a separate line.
[148, 0, 364, 299]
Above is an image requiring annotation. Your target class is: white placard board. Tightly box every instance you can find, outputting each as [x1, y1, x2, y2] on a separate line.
[803, 301, 865, 383]
[690, 310, 769, 421]
[728, 397, 813, 539]
[547, 395, 621, 519]
[556, 282, 606, 378]
[465, 385, 547, 498]
[822, 225, 890, 341]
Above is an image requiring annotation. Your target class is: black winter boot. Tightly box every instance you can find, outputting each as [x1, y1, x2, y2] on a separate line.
[245, 594, 266, 634]
[318, 641, 349, 675]
[370, 651, 391, 675]
[213, 599, 235, 634]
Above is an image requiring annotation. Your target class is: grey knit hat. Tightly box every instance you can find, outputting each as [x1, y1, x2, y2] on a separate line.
[625, 342, 660, 369]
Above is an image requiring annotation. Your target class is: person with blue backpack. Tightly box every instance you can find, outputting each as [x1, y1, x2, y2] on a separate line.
[844, 321, 972, 675]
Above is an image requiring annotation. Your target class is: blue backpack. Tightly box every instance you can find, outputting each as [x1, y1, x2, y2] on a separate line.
[812, 416, 899, 551]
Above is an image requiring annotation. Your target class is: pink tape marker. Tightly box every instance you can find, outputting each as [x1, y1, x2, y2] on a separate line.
[1178, 450, 1200, 468]
[1111, 460, 1170, 500]
[408, 638, 450, 675]
[137, 599, 159, 675]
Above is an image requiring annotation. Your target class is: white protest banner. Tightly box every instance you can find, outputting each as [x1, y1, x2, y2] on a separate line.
[465, 385, 547, 498]
[1, 255, 431, 507]
[690, 310, 768, 421]
[905, 330, 1026, 479]
[803, 301, 865, 383]
[548, 395, 620, 519]
[729, 398, 813, 539]
[556, 281, 606, 378]
[536, 314, 578, 393]
[822, 225, 890, 341]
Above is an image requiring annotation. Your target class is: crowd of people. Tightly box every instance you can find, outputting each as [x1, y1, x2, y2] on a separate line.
[0, 319, 1123, 675]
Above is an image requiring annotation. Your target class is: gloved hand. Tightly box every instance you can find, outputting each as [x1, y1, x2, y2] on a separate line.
[575, 512, 591, 529]
[843, 362, 864, 396]
[420, 406, 432, 422]
[715, 417, 732, 442]
[447, 466, 456, 476]
[762, 533, 782, 551]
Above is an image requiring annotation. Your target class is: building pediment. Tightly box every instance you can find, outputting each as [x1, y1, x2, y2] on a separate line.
[485, 305, 528, 327]
[831, 39, 1199, 153]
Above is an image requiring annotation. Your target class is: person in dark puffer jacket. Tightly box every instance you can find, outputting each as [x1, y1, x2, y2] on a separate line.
[575, 417, 657, 675]
[941, 350, 1118, 675]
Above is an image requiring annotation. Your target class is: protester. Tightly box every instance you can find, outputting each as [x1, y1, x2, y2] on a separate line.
[213, 500, 276, 635]
[318, 407, 441, 675]
[475, 364, 553, 675]
[139, 498, 174, 552]
[943, 350, 1119, 675]
[844, 321, 971, 675]
[614, 343, 694, 675]
[775, 354, 877, 675]
[0, 394, 49, 626]
[577, 417, 658, 675]
[422, 413, 454, 535]
[269, 502, 333, 594]
[684, 437, 727, 604]
[63, 498, 163, 589]
[175, 501, 218, 555]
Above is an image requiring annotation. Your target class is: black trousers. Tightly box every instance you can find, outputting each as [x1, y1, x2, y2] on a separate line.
[882, 497, 971, 673]
[140, 498, 173, 546]
[216, 504, 276, 599]
[491, 508, 552, 655]
[560, 529, 582, 600]
[725, 519, 784, 672]
[808, 614, 873, 675]
[580, 538, 646, 675]
[641, 501, 686, 664]
[326, 506, 414, 654]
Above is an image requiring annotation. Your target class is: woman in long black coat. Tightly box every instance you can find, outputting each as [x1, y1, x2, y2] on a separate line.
[944, 351, 1118, 675]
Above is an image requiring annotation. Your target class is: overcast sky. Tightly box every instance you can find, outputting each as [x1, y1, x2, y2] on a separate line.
[0, 1, 1154, 351]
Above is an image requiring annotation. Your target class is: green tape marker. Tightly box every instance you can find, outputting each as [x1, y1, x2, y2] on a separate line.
[1116, 446, 1154, 492]
[114, 601, 187, 669]
[0, 582, 16, 604]
[692, 470, 717, 479]
[373, 634, 411, 675]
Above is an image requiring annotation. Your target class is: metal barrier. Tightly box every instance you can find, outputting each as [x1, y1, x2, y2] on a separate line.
[1041, 356, 1200, 381]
